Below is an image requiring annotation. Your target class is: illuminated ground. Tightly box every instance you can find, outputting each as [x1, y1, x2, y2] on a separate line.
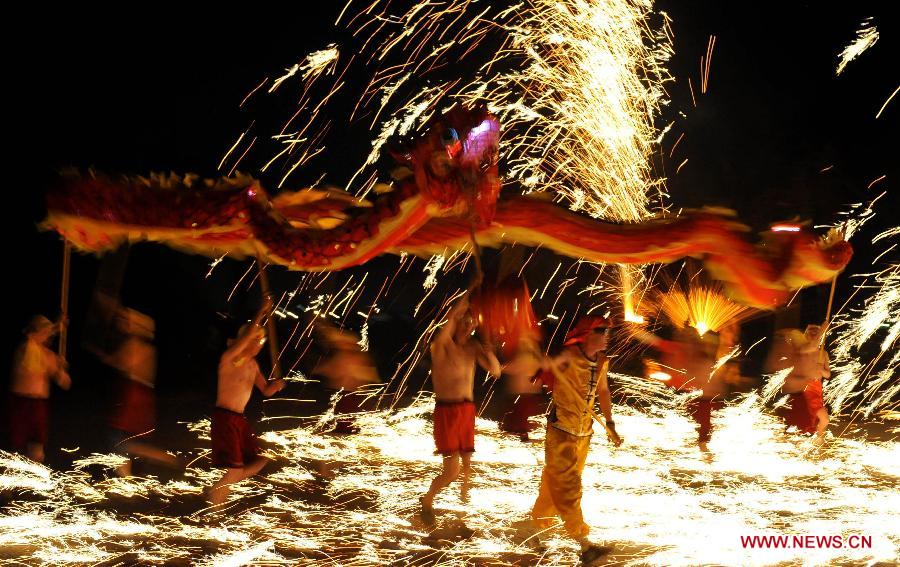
[1, 387, 898, 566]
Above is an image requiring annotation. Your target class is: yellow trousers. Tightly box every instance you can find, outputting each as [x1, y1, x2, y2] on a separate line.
[531, 426, 592, 538]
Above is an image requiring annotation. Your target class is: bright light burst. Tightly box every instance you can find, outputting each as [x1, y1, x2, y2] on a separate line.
[463, 0, 674, 220]
[836, 18, 879, 76]
[659, 284, 753, 335]
[1, 393, 898, 565]
[826, 226, 899, 417]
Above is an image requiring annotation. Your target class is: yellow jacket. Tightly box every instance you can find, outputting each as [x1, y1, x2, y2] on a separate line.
[547, 347, 609, 437]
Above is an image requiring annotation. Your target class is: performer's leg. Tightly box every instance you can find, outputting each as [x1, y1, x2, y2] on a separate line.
[536, 428, 590, 539]
[334, 391, 362, 434]
[505, 396, 528, 433]
[531, 465, 559, 529]
[531, 427, 562, 527]
[813, 408, 829, 444]
[124, 440, 181, 468]
[691, 398, 713, 450]
[208, 456, 270, 505]
[208, 468, 243, 505]
[553, 435, 591, 540]
[26, 443, 45, 463]
[423, 454, 460, 509]
[460, 451, 472, 503]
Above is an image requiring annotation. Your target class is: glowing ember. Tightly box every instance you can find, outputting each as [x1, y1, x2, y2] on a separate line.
[648, 370, 672, 382]
[771, 224, 801, 233]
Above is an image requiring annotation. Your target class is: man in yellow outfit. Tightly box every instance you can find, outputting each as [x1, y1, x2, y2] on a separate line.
[531, 315, 622, 564]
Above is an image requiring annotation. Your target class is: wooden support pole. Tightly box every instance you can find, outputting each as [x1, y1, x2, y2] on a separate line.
[257, 258, 283, 380]
[59, 241, 72, 360]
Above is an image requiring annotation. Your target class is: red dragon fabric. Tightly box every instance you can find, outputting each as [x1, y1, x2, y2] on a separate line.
[42, 105, 851, 310]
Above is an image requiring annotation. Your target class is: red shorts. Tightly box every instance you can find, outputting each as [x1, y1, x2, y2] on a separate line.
[433, 400, 475, 456]
[779, 384, 824, 435]
[500, 393, 545, 433]
[688, 397, 724, 443]
[779, 393, 814, 434]
[804, 381, 825, 414]
[211, 407, 260, 468]
[8, 394, 49, 451]
[108, 378, 156, 435]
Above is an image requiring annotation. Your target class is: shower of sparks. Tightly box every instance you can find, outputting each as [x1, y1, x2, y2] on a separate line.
[269, 45, 341, 93]
[470, 0, 675, 221]
[1, 393, 897, 565]
[343, 0, 674, 353]
[311, 0, 673, 218]
[835, 18, 879, 76]
[825, 226, 899, 417]
[621, 264, 649, 323]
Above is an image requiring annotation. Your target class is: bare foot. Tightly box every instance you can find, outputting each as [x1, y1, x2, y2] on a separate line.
[207, 485, 230, 506]
[420, 497, 436, 526]
[115, 460, 133, 477]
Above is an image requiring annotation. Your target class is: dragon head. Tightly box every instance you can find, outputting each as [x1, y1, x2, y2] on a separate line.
[395, 104, 500, 226]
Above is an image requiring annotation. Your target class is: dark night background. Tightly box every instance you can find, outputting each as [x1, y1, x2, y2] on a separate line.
[4, 3, 896, 460]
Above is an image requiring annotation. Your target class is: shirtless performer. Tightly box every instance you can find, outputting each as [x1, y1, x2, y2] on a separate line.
[105, 308, 179, 476]
[530, 316, 620, 564]
[8, 315, 71, 462]
[208, 297, 286, 505]
[767, 324, 830, 444]
[420, 284, 501, 525]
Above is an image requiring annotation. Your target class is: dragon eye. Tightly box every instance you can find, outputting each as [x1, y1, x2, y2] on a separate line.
[440, 127, 459, 146]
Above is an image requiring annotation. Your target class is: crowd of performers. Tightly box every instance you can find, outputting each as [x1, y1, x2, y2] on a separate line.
[7, 275, 832, 565]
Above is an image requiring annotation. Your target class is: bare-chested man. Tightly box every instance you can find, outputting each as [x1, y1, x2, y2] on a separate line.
[208, 297, 285, 505]
[8, 315, 71, 462]
[767, 324, 830, 443]
[420, 286, 501, 525]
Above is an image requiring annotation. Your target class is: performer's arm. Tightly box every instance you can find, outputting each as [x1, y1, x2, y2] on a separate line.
[595, 360, 622, 446]
[230, 296, 273, 359]
[255, 367, 285, 397]
[475, 342, 502, 377]
[434, 294, 469, 345]
[50, 316, 72, 390]
[595, 360, 613, 423]
[631, 327, 680, 355]
[819, 351, 831, 379]
[52, 356, 72, 391]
